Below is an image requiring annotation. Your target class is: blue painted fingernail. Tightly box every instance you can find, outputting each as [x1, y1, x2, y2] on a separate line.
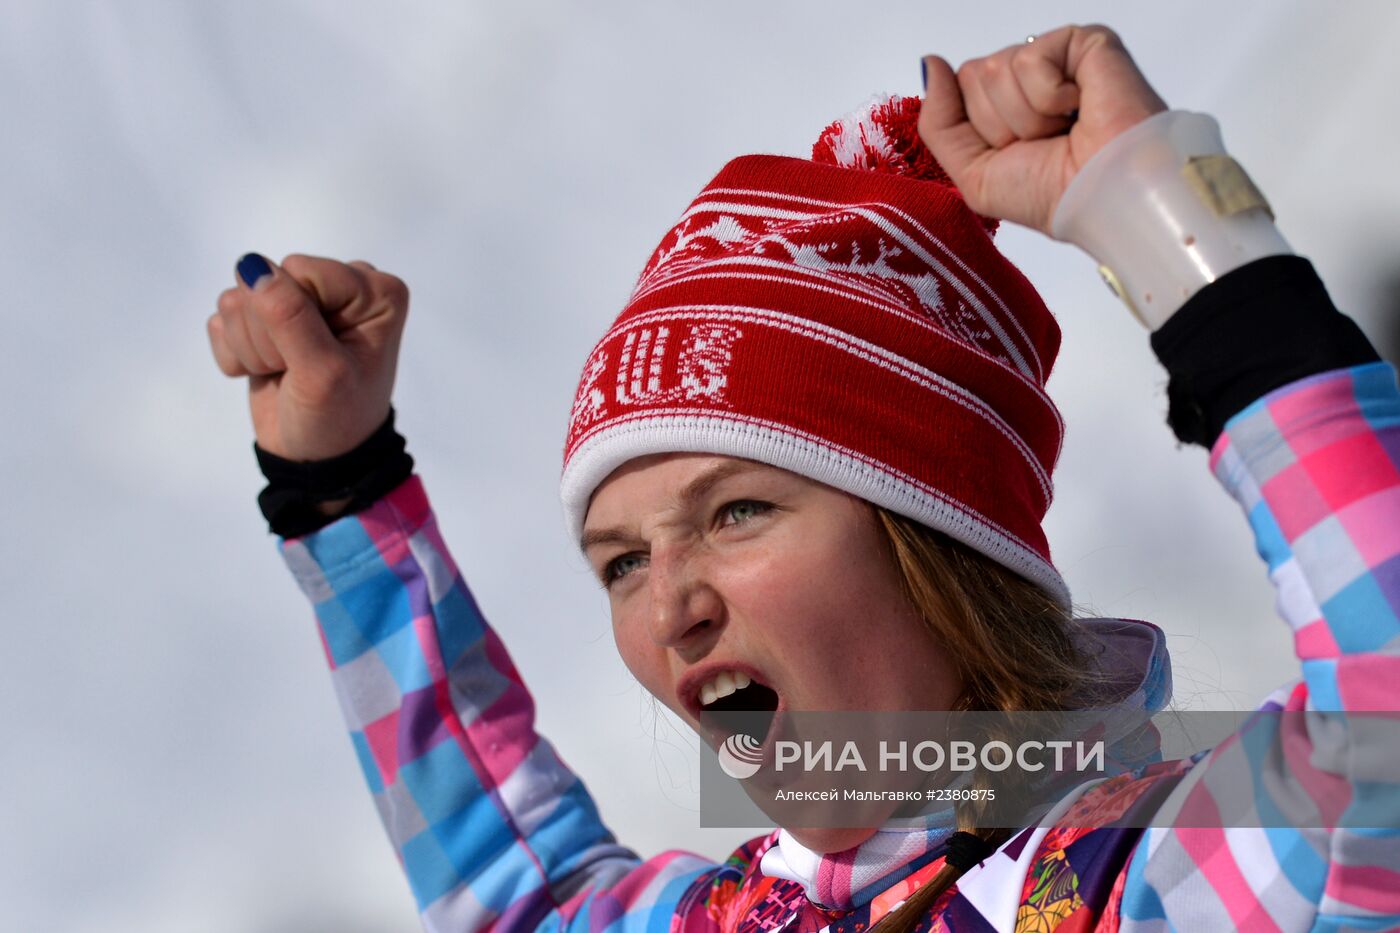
[237, 252, 273, 289]
[920, 58, 927, 88]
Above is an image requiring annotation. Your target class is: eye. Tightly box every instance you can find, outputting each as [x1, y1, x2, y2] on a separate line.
[600, 501, 774, 590]
[720, 499, 773, 526]
[601, 552, 646, 588]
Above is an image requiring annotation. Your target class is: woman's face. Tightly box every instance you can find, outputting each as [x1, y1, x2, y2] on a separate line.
[581, 452, 964, 852]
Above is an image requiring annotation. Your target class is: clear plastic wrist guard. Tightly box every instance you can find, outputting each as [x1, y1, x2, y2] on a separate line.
[1050, 110, 1292, 330]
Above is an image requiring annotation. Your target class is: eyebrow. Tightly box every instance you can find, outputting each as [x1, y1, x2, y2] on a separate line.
[579, 460, 770, 553]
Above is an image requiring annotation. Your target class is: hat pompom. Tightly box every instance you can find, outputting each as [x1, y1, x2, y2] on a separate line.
[811, 93, 998, 235]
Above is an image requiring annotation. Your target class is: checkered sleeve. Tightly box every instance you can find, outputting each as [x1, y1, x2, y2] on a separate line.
[1120, 361, 1400, 931]
[276, 474, 721, 931]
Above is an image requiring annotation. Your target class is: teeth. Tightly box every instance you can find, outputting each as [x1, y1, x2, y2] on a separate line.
[698, 670, 754, 707]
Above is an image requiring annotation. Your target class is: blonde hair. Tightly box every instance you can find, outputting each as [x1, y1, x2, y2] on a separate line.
[868, 507, 1092, 931]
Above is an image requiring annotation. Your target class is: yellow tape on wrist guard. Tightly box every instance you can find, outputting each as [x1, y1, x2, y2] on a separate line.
[1182, 155, 1274, 219]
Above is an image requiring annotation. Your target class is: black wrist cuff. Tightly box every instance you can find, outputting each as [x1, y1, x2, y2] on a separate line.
[1149, 255, 1380, 447]
[254, 407, 414, 538]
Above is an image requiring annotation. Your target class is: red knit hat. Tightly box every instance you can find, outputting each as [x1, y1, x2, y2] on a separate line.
[560, 94, 1068, 606]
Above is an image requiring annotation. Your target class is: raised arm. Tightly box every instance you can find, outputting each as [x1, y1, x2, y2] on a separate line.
[1118, 258, 1398, 929]
[917, 24, 1400, 929]
[208, 255, 727, 930]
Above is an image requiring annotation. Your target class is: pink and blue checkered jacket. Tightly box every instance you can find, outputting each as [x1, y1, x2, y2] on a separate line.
[276, 361, 1400, 931]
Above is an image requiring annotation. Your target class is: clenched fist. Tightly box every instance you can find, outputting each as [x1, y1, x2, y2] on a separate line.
[207, 253, 410, 461]
[918, 24, 1167, 236]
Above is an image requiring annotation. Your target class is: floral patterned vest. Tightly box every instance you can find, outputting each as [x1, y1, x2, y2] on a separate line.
[673, 759, 1192, 933]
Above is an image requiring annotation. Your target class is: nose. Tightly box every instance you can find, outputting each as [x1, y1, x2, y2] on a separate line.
[647, 545, 725, 660]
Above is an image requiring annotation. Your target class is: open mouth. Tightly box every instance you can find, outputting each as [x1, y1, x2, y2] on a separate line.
[696, 678, 782, 748]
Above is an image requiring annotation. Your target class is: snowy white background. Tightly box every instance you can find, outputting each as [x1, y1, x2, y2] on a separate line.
[4, 2, 1399, 930]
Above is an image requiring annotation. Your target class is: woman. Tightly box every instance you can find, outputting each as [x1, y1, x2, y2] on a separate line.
[208, 24, 1399, 932]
